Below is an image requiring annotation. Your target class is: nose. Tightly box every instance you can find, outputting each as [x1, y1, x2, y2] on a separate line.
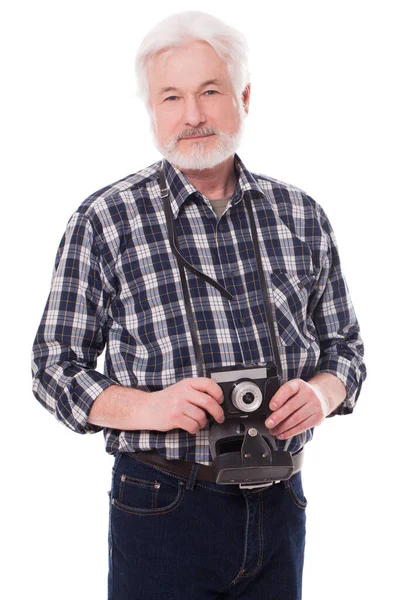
[183, 95, 206, 127]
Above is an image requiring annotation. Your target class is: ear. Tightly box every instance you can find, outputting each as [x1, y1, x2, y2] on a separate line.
[242, 83, 251, 114]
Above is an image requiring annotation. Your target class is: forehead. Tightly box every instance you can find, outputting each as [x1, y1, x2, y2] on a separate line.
[148, 40, 231, 95]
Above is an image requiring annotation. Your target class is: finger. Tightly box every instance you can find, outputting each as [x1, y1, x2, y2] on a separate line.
[266, 390, 307, 429]
[189, 377, 224, 403]
[183, 404, 209, 429]
[269, 403, 316, 436]
[271, 414, 318, 440]
[269, 379, 301, 410]
[189, 390, 225, 423]
[179, 414, 204, 435]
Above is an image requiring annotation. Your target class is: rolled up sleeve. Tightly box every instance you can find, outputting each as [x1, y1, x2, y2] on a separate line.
[31, 212, 118, 434]
[310, 206, 367, 416]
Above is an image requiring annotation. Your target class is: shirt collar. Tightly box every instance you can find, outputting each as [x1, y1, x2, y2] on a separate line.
[161, 153, 268, 219]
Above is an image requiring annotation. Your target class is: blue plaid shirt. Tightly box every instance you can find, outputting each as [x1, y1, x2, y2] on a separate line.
[31, 154, 366, 465]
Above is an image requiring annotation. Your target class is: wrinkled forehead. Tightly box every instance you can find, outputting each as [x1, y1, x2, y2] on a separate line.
[147, 40, 231, 96]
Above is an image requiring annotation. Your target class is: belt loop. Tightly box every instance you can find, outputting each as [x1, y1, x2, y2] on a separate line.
[186, 463, 201, 491]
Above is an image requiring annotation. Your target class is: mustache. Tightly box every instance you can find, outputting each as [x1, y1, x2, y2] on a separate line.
[177, 127, 220, 140]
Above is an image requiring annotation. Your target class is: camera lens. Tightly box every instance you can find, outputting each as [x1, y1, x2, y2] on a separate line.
[231, 381, 262, 413]
[243, 392, 255, 404]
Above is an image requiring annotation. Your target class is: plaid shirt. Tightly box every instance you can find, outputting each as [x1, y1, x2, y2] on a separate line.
[31, 154, 366, 465]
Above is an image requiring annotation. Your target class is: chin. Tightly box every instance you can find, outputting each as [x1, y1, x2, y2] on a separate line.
[158, 132, 244, 171]
[166, 152, 232, 171]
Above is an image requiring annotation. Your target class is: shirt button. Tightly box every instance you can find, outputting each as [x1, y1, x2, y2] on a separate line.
[218, 223, 225, 232]
[240, 317, 247, 325]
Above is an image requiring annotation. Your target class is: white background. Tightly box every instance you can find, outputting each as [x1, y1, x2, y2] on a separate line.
[1, 1, 399, 598]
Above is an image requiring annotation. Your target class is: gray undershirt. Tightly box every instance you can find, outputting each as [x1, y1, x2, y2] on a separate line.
[208, 196, 232, 218]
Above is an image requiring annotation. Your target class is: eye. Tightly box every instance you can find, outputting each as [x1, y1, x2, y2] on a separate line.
[165, 96, 179, 101]
[204, 90, 218, 96]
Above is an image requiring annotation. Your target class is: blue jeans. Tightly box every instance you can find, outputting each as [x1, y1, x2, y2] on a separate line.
[108, 452, 307, 599]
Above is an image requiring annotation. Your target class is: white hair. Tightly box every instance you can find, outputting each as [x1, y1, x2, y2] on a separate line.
[135, 11, 250, 110]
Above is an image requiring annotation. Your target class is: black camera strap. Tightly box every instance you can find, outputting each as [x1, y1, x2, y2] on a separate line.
[245, 197, 283, 376]
[159, 161, 282, 378]
[160, 168, 207, 376]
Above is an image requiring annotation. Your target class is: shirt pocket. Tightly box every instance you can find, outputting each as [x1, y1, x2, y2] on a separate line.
[270, 271, 316, 349]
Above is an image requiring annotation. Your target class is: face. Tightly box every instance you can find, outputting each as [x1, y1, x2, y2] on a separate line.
[147, 40, 250, 170]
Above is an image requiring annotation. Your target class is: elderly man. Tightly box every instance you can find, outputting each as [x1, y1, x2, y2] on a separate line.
[32, 10, 366, 600]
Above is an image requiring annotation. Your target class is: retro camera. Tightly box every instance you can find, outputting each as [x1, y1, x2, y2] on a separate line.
[208, 363, 294, 487]
[208, 363, 280, 419]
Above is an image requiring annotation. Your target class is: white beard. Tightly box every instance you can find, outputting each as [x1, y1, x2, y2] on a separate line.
[150, 113, 246, 171]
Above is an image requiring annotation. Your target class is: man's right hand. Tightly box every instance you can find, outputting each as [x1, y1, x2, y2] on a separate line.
[147, 378, 225, 434]
[88, 378, 225, 433]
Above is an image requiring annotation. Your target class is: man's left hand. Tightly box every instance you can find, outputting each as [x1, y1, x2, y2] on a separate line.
[265, 376, 342, 440]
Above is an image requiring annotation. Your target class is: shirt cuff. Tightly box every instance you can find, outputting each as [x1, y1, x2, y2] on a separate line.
[67, 370, 119, 434]
[311, 354, 365, 417]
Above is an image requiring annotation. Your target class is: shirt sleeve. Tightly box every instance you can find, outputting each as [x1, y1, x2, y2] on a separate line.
[309, 204, 367, 416]
[31, 212, 119, 434]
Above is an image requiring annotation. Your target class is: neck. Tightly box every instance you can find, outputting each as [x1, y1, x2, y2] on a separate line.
[175, 155, 237, 200]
